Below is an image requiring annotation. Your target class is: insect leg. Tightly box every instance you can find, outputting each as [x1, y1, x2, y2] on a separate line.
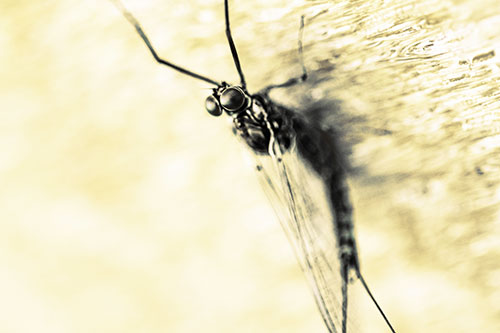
[298, 15, 308, 82]
[110, 0, 220, 86]
[263, 15, 308, 94]
[224, 0, 247, 89]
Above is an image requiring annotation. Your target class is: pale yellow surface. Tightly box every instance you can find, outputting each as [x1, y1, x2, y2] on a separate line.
[1, 0, 499, 332]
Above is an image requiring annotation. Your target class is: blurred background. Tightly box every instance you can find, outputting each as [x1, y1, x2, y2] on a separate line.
[0, 0, 499, 332]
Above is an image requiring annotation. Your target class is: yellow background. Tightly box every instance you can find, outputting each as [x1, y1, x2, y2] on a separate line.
[1, 0, 499, 332]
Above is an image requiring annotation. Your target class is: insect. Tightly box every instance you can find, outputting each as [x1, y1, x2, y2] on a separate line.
[111, 1, 397, 332]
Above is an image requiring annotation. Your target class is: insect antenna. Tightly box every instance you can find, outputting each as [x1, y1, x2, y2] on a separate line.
[357, 271, 396, 333]
[224, 0, 247, 89]
[110, 0, 221, 86]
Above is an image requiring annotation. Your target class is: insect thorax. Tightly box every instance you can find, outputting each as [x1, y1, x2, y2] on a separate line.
[232, 94, 294, 155]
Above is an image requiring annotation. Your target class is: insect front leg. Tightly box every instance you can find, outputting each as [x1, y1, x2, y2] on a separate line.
[110, 0, 220, 86]
[263, 15, 308, 94]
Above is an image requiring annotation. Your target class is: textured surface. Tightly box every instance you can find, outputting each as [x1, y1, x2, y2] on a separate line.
[1, 0, 499, 332]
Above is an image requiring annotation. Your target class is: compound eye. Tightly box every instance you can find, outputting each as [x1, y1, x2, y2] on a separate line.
[220, 87, 246, 111]
[205, 95, 222, 116]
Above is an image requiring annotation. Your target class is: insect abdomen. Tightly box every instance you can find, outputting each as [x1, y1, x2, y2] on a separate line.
[293, 115, 360, 276]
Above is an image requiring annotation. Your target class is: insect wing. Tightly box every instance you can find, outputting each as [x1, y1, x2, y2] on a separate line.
[253, 145, 355, 333]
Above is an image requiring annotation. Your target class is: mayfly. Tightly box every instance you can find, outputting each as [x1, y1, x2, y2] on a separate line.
[111, 1, 397, 332]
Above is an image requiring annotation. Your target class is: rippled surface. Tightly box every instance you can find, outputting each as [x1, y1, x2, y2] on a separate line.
[1, 0, 498, 332]
[252, 0, 500, 331]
